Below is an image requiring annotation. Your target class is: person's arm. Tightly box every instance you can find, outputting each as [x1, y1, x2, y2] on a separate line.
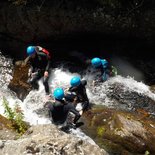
[24, 56, 35, 74]
[69, 86, 77, 92]
[45, 58, 51, 72]
[24, 56, 31, 65]
[44, 57, 51, 78]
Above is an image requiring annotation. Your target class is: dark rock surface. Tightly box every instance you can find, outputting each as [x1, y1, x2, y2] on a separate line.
[0, 0, 155, 60]
[81, 107, 155, 155]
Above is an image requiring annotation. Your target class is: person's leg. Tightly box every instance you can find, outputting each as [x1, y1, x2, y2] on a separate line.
[43, 76, 50, 95]
[28, 72, 40, 90]
[46, 102, 54, 123]
[82, 101, 90, 112]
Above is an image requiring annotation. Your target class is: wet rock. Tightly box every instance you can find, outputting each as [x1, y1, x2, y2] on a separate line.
[150, 85, 155, 94]
[0, 141, 4, 149]
[90, 78, 155, 116]
[0, 115, 18, 140]
[0, 124, 108, 155]
[8, 61, 31, 101]
[110, 82, 155, 115]
[81, 107, 155, 154]
[0, 1, 155, 59]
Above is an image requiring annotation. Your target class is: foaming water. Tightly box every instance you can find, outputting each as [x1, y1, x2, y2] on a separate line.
[0, 52, 22, 120]
[22, 68, 81, 124]
[83, 65, 155, 107]
[49, 68, 81, 92]
[85, 75, 155, 109]
[1, 52, 155, 144]
[1, 62, 155, 123]
[0, 51, 13, 88]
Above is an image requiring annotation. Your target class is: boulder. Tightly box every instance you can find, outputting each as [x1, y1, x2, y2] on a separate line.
[81, 107, 155, 154]
[8, 61, 31, 100]
[0, 124, 108, 155]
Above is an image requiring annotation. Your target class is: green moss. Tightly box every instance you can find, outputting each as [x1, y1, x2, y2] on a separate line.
[97, 126, 105, 136]
[145, 150, 150, 155]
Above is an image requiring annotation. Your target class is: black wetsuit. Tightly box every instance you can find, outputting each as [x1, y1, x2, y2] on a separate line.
[65, 80, 90, 111]
[25, 50, 51, 94]
[47, 99, 81, 125]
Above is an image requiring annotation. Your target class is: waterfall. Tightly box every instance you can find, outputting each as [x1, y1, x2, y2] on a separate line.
[1, 51, 155, 144]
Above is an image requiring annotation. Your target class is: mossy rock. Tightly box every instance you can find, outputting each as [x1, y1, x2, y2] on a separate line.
[0, 115, 18, 140]
[8, 61, 31, 100]
[81, 106, 155, 154]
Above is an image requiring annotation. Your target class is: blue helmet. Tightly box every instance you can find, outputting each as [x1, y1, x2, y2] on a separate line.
[101, 59, 108, 68]
[70, 76, 81, 87]
[53, 88, 64, 100]
[27, 46, 36, 56]
[91, 57, 102, 67]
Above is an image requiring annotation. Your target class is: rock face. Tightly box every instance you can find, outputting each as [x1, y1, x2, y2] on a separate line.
[0, 115, 18, 140]
[0, 1, 155, 59]
[81, 107, 155, 155]
[106, 82, 155, 114]
[0, 124, 108, 155]
[8, 61, 31, 100]
[89, 76, 155, 115]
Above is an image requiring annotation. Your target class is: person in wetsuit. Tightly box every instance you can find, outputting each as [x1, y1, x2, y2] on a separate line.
[46, 87, 81, 127]
[91, 57, 117, 84]
[65, 76, 90, 114]
[24, 46, 51, 95]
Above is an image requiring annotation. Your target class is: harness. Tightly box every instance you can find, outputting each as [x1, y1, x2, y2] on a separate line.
[42, 48, 51, 59]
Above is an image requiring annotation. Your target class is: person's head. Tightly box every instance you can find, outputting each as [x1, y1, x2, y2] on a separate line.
[70, 76, 81, 87]
[53, 87, 64, 100]
[91, 57, 102, 68]
[27, 46, 36, 57]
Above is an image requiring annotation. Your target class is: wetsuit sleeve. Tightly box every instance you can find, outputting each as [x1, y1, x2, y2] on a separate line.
[24, 56, 31, 65]
[45, 58, 51, 72]
[24, 56, 35, 72]
[69, 86, 77, 92]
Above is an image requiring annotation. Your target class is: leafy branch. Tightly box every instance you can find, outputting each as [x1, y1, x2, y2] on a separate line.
[2, 97, 29, 135]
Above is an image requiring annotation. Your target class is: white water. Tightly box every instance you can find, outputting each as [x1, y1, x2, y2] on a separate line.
[0, 53, 96, 143]
[1, 52, 155, 144]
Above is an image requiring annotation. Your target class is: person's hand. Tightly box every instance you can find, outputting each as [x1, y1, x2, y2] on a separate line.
[64, 88, 69, 94]
[37, 46, 43, 50]
[74, 96, 78, 102]
[31, 72, 37, 77]
[44, 71, 49, 77]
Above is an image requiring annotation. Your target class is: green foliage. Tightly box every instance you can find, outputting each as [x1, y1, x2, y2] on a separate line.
[111, 66, 118, 76]
[2, 97, 29, 135]
[97, 126, 105, 136]
[2, 97, 15, 120]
